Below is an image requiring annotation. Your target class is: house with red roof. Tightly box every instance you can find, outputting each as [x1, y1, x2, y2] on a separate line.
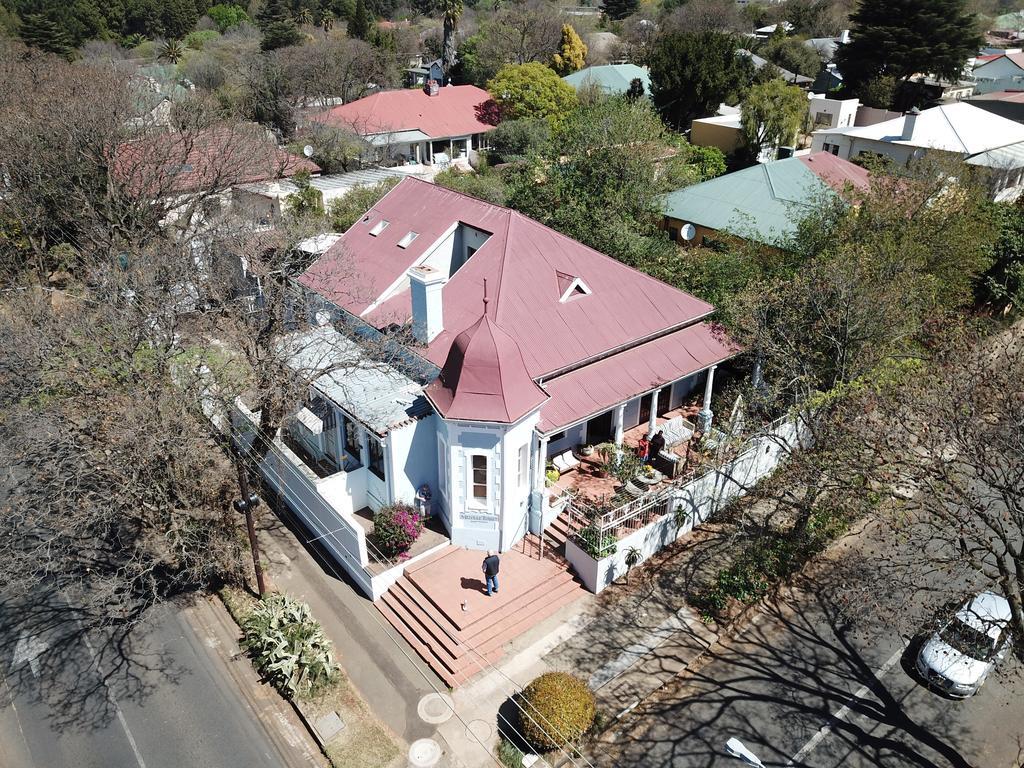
[310, 84, 495, 169]
[247, 178, 739, 609]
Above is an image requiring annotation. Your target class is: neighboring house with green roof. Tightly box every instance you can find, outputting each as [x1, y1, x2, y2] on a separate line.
[660, 152, 869, 247]
[562, 64, 651, 97]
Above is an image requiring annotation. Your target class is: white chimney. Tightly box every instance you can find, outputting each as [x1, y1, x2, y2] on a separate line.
[839, 29, 851, 44]
[902, 107, 921, 141]
[408, 265, 447, 344]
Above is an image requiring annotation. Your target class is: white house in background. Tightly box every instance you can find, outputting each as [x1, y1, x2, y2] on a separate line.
[811, 102, 1024, 201]
[971, 51, 1024, 95]
[309, 84, 495, 170]
[233, 166, 407, 224]
[808, 94, 860, 130]
[242, 178, 740, 599]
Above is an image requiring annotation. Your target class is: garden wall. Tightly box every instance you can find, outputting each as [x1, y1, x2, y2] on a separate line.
[565, 417, 806, 593]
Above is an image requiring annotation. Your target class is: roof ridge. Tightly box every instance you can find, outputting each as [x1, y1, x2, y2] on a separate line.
[939, 104, 970, 154]
[491, 210, 514, 324]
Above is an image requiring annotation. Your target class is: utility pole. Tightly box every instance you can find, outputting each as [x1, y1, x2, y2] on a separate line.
[233, 454, 266, 598]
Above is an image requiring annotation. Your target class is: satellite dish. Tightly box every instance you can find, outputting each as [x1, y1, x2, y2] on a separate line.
[680, 223, 697, 241]
[303, 145, 314, 157]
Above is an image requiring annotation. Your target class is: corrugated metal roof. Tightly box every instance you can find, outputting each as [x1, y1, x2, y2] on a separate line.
[563, 64, 651, 94]
[661, 153, 867, 245]
[281, 325, 429, 436]
[311, 85, 495, 140]
[300, 178, 715, 381]
[538, 322, 738, 433]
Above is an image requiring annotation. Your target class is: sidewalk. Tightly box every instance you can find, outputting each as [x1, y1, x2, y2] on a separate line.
[255, 505, 443, 748]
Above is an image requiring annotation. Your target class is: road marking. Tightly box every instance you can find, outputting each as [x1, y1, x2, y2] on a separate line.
[12, 633, 49, 678]
[785, 644, 907, 767]
[78, 626, 149, 768]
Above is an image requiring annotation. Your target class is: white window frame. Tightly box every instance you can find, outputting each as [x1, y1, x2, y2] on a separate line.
[437, 435, 449, 501]
[517, 443, 528, 488]
[467, 453, 489, 508]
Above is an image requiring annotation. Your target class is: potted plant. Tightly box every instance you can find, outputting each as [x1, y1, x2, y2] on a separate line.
[579, 443, 595, 457]
[545, 468, 560, 487]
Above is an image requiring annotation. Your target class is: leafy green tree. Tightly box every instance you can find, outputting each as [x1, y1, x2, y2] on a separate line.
[160, 0, 199, 40]
[551, 23, 587, 76]
[601, 0, 638, 22]
[625, 77, 645, 101]
[487, 62, 578, 128]
[18, 12, 74, 58]
[649, 30, 755, 130]
[759, 35, 822, 78]
[285, 170, 325, 219]
[980, 200, 1024, 315]
[348, 0, 371, 40]
[328, 178, 401, 231]
[835, 0, 983, 95]
[440, 0, 462, 80]
[503, 95, 703, 270]
[486, 117, 550, 164]
[261, 19, 302, 50]
[856, 75, 896, 109]
[740, 78, 808, 161]
[434, 166, 508, 205]
[206, 3, 250, 32]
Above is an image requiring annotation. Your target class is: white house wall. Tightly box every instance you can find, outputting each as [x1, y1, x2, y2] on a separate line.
[387, 414, 440, 507]
[499, 415, 537, 550]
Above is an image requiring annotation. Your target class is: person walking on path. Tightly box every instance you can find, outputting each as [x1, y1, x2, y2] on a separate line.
[482, 551, 500, 596]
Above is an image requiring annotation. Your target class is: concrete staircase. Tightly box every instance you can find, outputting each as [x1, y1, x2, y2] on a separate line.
[377, 531, 586, 688]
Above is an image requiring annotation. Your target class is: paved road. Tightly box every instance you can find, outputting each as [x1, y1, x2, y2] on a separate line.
[597, 526, 1024, 768]
[0, 593, 314, 768]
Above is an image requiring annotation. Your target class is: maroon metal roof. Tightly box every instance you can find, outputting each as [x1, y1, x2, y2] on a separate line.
[425, 309, 548, 423]
[798, 152, 870, 196]
[301, 179, 716, 381]
[537, 322, 738, 433]
[310, 85, 496, 140]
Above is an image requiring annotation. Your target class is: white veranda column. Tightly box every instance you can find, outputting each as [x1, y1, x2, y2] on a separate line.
[648, 388, 661, 437]
[534, 434, 550, 495]
[613, 403, 626, 446]
[697, 365, 717, 434]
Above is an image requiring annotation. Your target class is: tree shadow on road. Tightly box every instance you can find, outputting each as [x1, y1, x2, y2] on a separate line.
[0, 589, 190, 733]
[593, 559, 982, 768]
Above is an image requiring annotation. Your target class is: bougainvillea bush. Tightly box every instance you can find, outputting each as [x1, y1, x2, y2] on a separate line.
[518, 671, 596, 751]
[373, 502, 422, 558]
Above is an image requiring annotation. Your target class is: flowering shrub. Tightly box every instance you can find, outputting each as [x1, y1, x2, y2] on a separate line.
[373, 502, 422, 558]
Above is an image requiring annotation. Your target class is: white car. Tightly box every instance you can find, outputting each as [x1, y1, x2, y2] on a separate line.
[916, 591, 1013, 698]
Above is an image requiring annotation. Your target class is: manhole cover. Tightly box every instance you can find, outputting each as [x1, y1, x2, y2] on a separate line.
[467, 719, 492, 742]
[417, 692, 455, 724]
[408, 738, 443, 767]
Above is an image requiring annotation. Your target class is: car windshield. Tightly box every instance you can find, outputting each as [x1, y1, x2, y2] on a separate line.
[939, 618, 998, 661]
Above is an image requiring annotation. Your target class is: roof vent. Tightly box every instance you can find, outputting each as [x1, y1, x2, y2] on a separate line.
[369, 219, 389, 236]
[397, 231, 419, 249]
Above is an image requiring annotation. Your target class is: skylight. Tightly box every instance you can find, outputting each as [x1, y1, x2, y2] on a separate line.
[369, 219, 389, 236]
[397, 231, 419, 248]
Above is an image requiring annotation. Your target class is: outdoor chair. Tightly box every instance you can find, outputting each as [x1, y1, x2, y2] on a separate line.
[552, 450, 581, 474]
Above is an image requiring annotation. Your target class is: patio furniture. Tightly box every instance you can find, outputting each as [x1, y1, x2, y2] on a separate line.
[551, 450, 581, 474]
[623, 480, 646, 498]
[660, 416, 695, 447]
[656, 449, 683, 479]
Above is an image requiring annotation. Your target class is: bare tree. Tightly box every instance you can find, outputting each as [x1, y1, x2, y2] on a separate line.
[869, 327, 1024, 653]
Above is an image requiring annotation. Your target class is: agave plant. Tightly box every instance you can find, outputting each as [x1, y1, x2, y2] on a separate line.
[240, 594, 337, 699]
[297, 7, 314, 25]
[123, 33, 148, 49]
[159, 39, 186, 63]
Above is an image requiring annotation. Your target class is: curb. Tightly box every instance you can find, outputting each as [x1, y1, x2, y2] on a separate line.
[186, 595, 328, 768]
